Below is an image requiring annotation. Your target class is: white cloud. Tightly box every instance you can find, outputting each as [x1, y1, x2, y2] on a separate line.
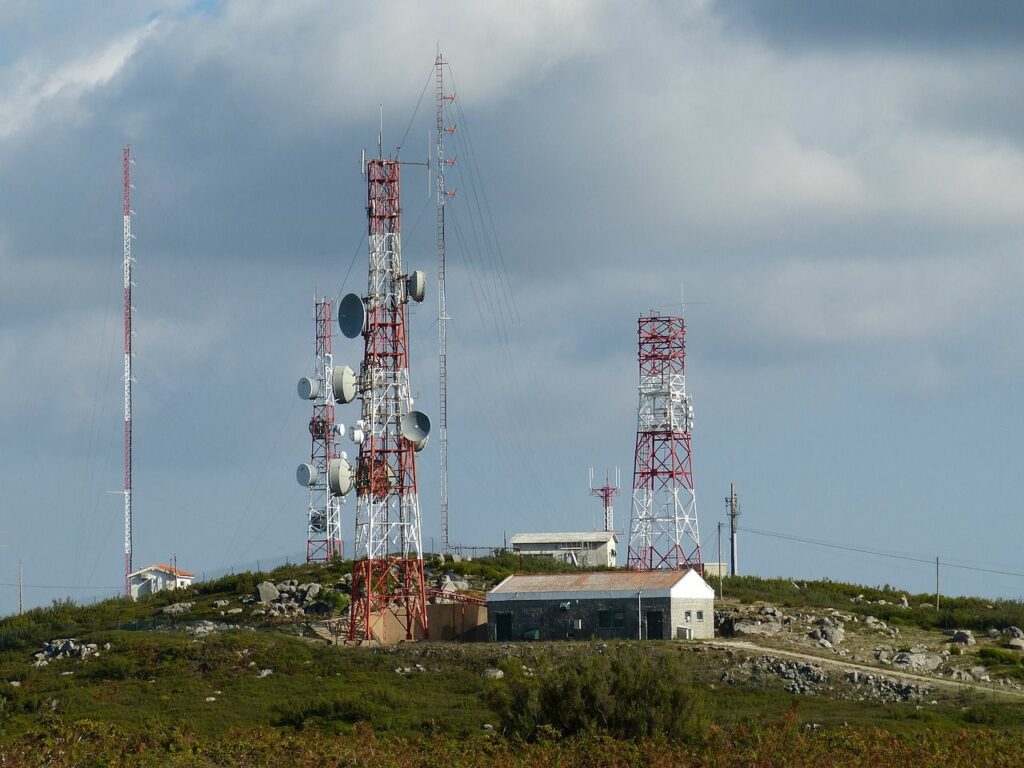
[0, 18, 159, 141]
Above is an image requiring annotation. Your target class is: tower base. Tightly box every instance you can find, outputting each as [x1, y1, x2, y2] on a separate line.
[347, 557, 429, 643]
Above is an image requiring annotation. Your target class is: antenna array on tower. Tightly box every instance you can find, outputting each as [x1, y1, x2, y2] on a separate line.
[626, 312, 702, 572]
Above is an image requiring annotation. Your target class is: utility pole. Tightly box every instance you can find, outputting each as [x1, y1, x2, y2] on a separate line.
[18, 560, 23, 615]
[725, 483, 740, 576]
[936, 556, 940, 610]
[716, 522, 723, 599]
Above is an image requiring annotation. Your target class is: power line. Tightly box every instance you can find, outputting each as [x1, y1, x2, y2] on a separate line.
[740, 525, 1024, 580]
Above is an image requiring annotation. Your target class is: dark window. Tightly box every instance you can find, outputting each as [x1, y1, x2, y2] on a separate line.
[598, 611, 626, 629]
[696, 610, 704, 621]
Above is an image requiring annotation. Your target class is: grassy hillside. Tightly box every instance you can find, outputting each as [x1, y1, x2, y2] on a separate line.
[3, 559, 1024, 766]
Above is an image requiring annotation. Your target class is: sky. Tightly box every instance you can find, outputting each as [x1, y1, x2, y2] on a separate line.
[2, 0, 1024, 614]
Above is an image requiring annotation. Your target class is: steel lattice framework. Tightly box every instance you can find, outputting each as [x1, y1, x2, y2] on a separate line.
[348, 159, 429, 641]
[590, 468, 621, 534]
[122, 146, 134, 596]
[626, 313, 702, 572]
[306, 298, 343, 562]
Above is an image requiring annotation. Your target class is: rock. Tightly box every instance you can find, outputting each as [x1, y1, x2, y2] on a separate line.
[951, 630, 976, 646]
[1004, 626, 1024, 640]
[893, 652, 942, 673]
[213, 600, 230, 608]
[226, 607, 243, 615]
[482, 723, 494, 732]
[1007, 638, 1024, 651]
[255, 582, 280, 603]
[304, 583, 322, 601]
[9, 681, 20, 687]
[919, 603, 934, 609]
[162, 602, 194, 615]
[899, 595, 909, 608]
[733, 620, 781, 637]
[257, 669, 273, 678]
[481, 668, 504, 680]
[205, 696, 217, 702]
[987, 628, 1001, 638]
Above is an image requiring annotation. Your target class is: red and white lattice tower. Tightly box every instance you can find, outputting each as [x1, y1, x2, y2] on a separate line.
[345, 157, 430, 642]
[122, 146, 134, 596]
[302, 298, 344, 562]
[590, 468, 621, 533]
[626, 313, 702, 572]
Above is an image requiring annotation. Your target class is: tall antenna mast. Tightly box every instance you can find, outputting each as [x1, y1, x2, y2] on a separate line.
[296, 297, 345, 562]
[122, 145, 134, 596]
[627, 310, 702, 572]
[341, 150, 431, 642]
[436, 49, 456, 553]
[589, 468, 621, 533]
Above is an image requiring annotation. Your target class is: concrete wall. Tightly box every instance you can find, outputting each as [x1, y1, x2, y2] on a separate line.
[488, 596, 682, 641]
[669, 597, 715, 639]
[512, 541, 615, 568]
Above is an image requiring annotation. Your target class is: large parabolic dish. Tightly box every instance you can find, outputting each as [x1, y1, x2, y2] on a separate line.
[338, 293, 366, 339]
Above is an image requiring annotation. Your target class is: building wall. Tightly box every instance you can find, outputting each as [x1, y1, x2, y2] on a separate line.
[669, 597, 715, 639]
[512, 541, 615, 568]
[487, 596, 678, 641]
[128, 571, 193, 601]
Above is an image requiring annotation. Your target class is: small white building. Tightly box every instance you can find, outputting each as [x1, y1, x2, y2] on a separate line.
[510, 531, 618, 568]
[128, 563, 195, 600]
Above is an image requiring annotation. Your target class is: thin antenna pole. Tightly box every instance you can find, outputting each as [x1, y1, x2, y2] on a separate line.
[436, 51, 451, 553]
[717, 522, 723, 599]
[122, 146, 134, 597]
[18, 560, 23, 615]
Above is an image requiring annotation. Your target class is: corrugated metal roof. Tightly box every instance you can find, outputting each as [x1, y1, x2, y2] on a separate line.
[511, 532, 617, 545]
[490, 571, 685, 594]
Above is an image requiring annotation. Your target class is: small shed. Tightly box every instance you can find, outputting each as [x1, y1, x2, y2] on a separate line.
[487, 569, 714, 641]
[128, 563, 195, 600]
[510, 531, 618, 567]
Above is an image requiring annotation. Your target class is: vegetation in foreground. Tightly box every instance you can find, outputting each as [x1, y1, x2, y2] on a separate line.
[2, 558, 1024, 765]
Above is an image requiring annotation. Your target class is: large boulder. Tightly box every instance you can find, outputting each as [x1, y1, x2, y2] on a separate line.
[1007, 638, 1024, 651]
[951, 630, 976, 646]
[162, 602, 194, 616]
[1004, 626, 1024, 640]
[733, 620, 781, 637]
[255, 581, 280, 603]
[892, 651, 942, 673]
[303, 583, 322, 601]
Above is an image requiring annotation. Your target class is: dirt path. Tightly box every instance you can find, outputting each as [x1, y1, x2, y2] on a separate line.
[704, 638, 1024, 700]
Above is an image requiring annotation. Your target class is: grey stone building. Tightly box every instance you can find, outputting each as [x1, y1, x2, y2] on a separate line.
[486, 569, 714, 641]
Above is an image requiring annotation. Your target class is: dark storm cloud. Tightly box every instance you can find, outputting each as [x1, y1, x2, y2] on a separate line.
[715, 0, 1024, 50]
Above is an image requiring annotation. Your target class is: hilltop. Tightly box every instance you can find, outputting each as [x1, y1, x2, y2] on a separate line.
[2, 559, 1024, 766]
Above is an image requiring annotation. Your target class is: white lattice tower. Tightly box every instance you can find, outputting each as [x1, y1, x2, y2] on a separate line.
[348, 158, 428, 642]
[306, 298, 343, 561]
[627, 313, 702, 572]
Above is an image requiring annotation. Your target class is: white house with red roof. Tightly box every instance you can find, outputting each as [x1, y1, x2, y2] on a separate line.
[127, 563, 195, 600]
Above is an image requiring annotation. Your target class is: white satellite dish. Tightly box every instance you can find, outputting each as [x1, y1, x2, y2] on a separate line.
[407, 270, 426, 303]
[328, 457, 354, 496]
[297, 377, 319, 400]
[296, 463, 318, 487]
[400, 410, 431, 443]
[338, 293, 366, 339]
[331, 365, 357, 404]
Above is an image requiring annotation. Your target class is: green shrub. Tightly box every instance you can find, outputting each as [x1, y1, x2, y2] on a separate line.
[486, 646, 709, 743]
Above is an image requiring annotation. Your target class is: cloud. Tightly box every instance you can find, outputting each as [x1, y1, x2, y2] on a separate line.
[0, 19, 160, 141]
[715, 0, 1024, 51]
